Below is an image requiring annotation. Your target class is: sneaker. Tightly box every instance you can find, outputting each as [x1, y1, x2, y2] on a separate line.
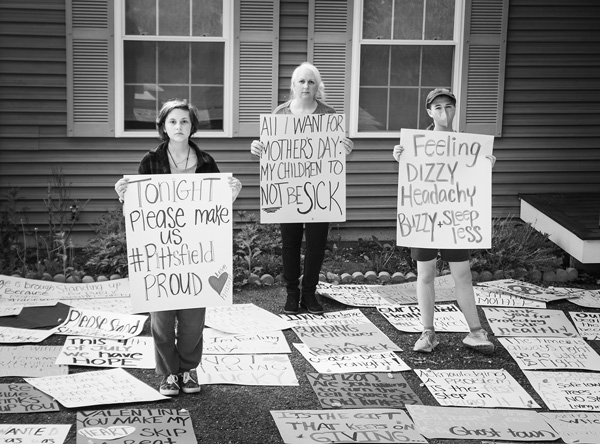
[300, 293, 324, 315]
[463, 329, 495, 354]
[180, 369, 201, 394]
[413, 330, 439, 353]
[159, 374, 180, 396]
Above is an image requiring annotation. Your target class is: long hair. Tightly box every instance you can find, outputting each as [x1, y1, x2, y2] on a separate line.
[155, 99, 200, 141]
[289, 62, 326, 102]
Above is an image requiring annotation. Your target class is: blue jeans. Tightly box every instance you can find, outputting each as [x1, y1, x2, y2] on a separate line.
[150, 308, 205, 376]
[280, 222, 329, 296]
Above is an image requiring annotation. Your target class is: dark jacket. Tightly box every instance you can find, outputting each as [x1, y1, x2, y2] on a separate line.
[138, 140, 220, 175]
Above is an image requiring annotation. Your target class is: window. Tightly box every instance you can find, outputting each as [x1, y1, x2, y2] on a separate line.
[114, 0, 233, 137]
[350, 0, 464, 137]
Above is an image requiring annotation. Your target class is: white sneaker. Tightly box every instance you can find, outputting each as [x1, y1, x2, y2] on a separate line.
[413, 330, 439, 353]
[463, 329, 495, 354]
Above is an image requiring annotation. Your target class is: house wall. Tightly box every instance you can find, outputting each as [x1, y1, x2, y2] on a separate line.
[1, 0, 599, 246]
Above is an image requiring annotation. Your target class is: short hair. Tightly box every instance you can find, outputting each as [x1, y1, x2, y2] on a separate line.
[289, 62, 326, 102]
[156, 99, 200, 141]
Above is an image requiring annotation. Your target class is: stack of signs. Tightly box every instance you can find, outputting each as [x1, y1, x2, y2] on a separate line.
[478, 279, 573, 303]
[474, 285, 546, 308]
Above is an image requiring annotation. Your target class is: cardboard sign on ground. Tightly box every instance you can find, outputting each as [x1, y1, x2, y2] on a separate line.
[541, 412, 600, 444]
[483, 307, 579, 337]
[523, 370, 600, 411]
[197, 354, 298, 386]
[569, 311, 600, 339]
[206, 303, 292, 334]
[377, 303, 469, 333]
[54, 307, 147, 339]
[478, 279, 570, 302]
[0, 326, 55, 344]
[0, 345, 67, 377]
[0, 425, 70, 444]
[0, 383, 59, 413]
[56, 336, 155, 368]
[203, 328, 291, 354]
[474, 286, 546, 308]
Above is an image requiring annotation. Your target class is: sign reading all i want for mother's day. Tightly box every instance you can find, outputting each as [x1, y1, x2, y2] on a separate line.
[123, 173, 233, 313]
[259, 113, 346, 223]
[397, 129, 494, 248]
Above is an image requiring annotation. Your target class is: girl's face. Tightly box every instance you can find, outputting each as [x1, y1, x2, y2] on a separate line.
[293, 67, 319, 101]
[164, 108, 192, 141]
[427, 96, 456, 130]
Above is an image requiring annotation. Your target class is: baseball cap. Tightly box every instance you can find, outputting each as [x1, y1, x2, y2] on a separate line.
[426, 88, 456, 108]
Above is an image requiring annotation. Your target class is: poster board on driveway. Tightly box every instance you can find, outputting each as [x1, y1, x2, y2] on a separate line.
[258, 113, 346, 223]
[396, 129, 494, 249]
[123, 173, 233, 313]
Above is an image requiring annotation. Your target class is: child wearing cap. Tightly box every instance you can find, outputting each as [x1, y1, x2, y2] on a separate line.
[392, 88, 495, 354]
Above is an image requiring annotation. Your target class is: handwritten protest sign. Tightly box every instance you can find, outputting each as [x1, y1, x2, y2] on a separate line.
[0, 306, 22, 317]
[0, 345, 67, 377]
[316, 283, 393, 307]
[0, 326, 55, 344]
[54, 307, 146, 340]
[56, 336, 155, 368]
[206, 303, 292, 334]
[197, 354, 298, 386]
[406, 405, 559, 441]
[123, 173, 232, 313]
[478, 279, 569, 302]
[474, 286, 546, 308]
[396, 129, 493, 248]
[541, 412, 600, 444]
[416, 369, 539, 409]
[294, 344, 410, 373]
[570, 311, 600, 339]
[483, 307, 579, 337]
[270, 409, 427, 444]
[523, 371, 600, 411]
[306, 372, 422, 409]
[0, 425, 70, 444]
[0, 275, 130, 306]
[203, 328, 290, 354]
[499, 337, 600, 371]
[377, 303, 469, 333]
[558, 288, 600, 308]
[0, 383, 59, 413]
[259, 113, 346, 223]
[25, 368, 168, 408]
[77, 409, 196, 444]
[61, 297, 132, 313]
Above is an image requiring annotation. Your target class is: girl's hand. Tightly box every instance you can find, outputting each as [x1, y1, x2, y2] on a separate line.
[393, 145, 404, 162]
[250, 140, 264, 157]
[229, 177, 242, 203]
[115, 177, 130, 203]
[340, 137, 354, 155]
[486, 154, 496, 168]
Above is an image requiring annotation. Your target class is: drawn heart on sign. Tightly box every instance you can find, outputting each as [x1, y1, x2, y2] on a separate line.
[78, 426, 136, 439]
[209, 272, 229, 296]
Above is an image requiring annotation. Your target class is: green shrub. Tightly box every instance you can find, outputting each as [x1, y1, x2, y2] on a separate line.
[84, 208, 128, 277]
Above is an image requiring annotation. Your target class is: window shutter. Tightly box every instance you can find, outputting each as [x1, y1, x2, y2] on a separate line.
[234, 0, 280, 137]
[460, 0, 509, 136]
[309, 0, 352, 115]
[66, 0, 114, 137]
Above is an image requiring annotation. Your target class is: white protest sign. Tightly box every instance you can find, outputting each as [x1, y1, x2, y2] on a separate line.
[541, 412, 600, 444]
[123, 173, 233, 313]
[25, 368, 168, 408]
[406, 405, 558, 441]
[293, 343, 410, 374]
[396, 129, 493, 248]
[416, 368, 539, 409]
[0, 383, 59, 414]
[499, 337, 600, 371]
[483, 307, 579, 337]
[56, 336, 155, 368]
[478, 279, 568, 302]
[474, 286, 546, 308]
[377, 303, 469, 332]
[523, 370, 600, 411]
[197, 354, 298, 386]
[0, 326, 55, 344]
[206, 303, 292, 334]
[377, 275, 457, 305]
[54, 307, 146, 339]
[61, 297, 132, 313]
[259, 113, 346, 223]
[570, 311, 600, 339]
[560, 288, 600, 308]
[270, 409, 427, 444]
[0, 345, 67, 377]
[203, 328, 290, 354]
[0, 425, 70, 444]
[281, 309, 370, 328]
[317, 283, 393, 307]
[0, 306, 22, 317]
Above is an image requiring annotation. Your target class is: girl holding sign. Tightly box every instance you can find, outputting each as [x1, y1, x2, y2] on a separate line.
[250, 62, 353, 315]
[393, 88, 495, 355]
[115, 99, 242, 396]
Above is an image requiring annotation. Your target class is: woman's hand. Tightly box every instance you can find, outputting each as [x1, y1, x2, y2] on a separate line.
[115, 177, 130, 203]
[341, 137, 354, 155]
[229, 177, 242, 203]
[486, 154, 496, 168]
[393, 145, 404, 162]
[250, 140, 264, 157]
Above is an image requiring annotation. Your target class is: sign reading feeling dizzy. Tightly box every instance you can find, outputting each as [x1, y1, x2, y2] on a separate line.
[397, 129, 494, 249]
[123, 173, 232, 313]
[259, 113, 346, 223]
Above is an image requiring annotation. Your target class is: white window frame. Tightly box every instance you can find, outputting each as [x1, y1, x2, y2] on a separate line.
[349, 0, 466, 138]
[113, 0, 234, 138]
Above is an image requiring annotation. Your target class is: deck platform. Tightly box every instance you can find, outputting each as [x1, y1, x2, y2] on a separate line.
[519, 193, 600, 264]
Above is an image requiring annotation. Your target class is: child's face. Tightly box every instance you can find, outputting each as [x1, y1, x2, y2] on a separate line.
[427, 96, 456, 129]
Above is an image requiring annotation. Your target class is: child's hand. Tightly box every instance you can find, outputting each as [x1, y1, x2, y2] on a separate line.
[229, 177, 242, 202]
[115, 177, 130, 203]
[486, 154, 496, 168]
[340, 137, 354, 155]
[250, 140, 264, 157]
[393, 145, 404, 162]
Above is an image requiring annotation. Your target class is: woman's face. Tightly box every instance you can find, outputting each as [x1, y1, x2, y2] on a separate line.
[164, 108, 192, 141]
[293, 67, 319, 101]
